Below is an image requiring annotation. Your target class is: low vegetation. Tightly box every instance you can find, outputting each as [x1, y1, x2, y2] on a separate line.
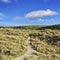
[29, 29, 60, 54]
[0, 28, 29, 60]
[0, 25, 60, 60]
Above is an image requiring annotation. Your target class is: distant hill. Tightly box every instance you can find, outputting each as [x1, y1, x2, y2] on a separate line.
[7, 25, 45, 30]
[8, 24, 60, 30]
[0, 24, 60, 30]
[39, 24, 60, 30]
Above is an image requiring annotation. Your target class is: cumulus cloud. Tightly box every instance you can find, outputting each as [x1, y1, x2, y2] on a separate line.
[25, 9, 58, 18]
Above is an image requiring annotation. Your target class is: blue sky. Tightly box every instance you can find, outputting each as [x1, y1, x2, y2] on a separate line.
[0, 0, 60, 26]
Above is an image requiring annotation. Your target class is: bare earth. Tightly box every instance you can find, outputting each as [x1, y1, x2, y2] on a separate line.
[14, 37, 34, 60]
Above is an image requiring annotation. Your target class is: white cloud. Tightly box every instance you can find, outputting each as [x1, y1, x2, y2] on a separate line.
[0, 0, 11, 3]
[0, 13, 5, 19]
[37, 18, 55, 23]
[13, 17, 21, 20]
[0, 12, 5, 18]
[0, 0, 18, 3]
[37, 18, 45, 22]
[25, 9, 58, 18]
[0, 13, 5, 17]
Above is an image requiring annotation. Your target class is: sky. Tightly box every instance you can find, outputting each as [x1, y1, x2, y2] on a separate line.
[0, 0, 60, 26]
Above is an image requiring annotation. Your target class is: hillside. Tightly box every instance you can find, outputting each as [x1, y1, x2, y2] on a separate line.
[0, 24, 60, 30]
[0, 24, 60, 60]
[0, 25, 44, 29]
[10, 24, 60, 30]
[39, 24, 60, 30]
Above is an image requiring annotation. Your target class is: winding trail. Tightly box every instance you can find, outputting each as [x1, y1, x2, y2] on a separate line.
[14, 37, 34, 60]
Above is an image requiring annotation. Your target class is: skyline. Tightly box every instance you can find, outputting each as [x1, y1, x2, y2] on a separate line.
[0, 0, 60, 26]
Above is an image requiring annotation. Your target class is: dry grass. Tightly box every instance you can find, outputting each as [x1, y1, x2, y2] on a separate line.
[0, 27, 60, 60]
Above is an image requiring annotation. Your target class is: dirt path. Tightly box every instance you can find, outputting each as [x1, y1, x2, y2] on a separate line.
[14, 37, 34, 60]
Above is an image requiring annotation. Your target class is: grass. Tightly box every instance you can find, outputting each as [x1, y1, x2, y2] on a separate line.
[0, 25, 60, 60]
[0, 28, 28, 60]
[29, 29, 60, 55]
[28, 29, 60, 60]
